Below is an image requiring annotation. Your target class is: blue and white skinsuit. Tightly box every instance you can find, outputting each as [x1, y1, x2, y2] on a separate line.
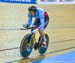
[27, 8, 49, 34]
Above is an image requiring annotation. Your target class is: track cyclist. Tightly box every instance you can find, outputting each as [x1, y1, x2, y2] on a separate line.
[23, 6, 49, 50]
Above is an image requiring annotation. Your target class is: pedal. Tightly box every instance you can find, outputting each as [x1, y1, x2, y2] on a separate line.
[34, 43, 39, 50]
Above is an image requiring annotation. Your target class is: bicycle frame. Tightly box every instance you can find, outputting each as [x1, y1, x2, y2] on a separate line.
[20, 27, 49, 58]
[21, 27, 37, 44]
[32, 33, 36, 44]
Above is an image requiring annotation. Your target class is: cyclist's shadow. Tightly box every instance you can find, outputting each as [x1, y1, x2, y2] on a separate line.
[18, 55, 46, 63]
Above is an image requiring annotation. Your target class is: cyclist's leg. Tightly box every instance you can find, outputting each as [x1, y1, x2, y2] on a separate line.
[39, 16, 49, 42]
[39, 29, 46, 42]
[39, 29, 47, 47]
[32, 16, 49, 42]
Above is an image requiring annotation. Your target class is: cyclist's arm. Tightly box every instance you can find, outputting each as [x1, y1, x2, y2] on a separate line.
[27, 13, 32, 26]
[38, 11, 45, 29]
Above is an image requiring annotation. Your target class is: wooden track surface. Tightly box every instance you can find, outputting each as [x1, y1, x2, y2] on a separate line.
[0, 3, 75, 63]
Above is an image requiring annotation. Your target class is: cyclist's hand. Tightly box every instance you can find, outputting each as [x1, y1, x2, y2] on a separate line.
[32, 28, 38, 34]
[23, 24, 29, 28]
[32, 25, 37, 29]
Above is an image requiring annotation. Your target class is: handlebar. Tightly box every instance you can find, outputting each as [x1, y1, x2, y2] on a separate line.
[0, 26, 37, 31]
[21, 27, 33, 30]
[0, 28, 33, 31]
[21, 26, 37, 30]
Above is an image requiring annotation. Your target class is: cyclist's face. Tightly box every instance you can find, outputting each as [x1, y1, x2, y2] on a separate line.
[29, 11, 35, 17]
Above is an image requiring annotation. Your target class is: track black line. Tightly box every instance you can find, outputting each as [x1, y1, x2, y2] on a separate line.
[0, 38, 75, 52]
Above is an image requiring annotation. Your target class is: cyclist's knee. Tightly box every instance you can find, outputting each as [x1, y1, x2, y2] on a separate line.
[39, 30, 45, 37]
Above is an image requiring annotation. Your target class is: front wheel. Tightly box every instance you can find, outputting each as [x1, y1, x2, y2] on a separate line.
[38, 34, 49, 55]
[20, 34, 33, 58]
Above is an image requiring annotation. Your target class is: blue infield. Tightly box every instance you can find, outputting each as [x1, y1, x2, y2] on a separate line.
[30, 51, 75, 63]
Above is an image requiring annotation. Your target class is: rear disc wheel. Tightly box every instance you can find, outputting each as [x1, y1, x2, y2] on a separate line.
[38, 34, 49, 55]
